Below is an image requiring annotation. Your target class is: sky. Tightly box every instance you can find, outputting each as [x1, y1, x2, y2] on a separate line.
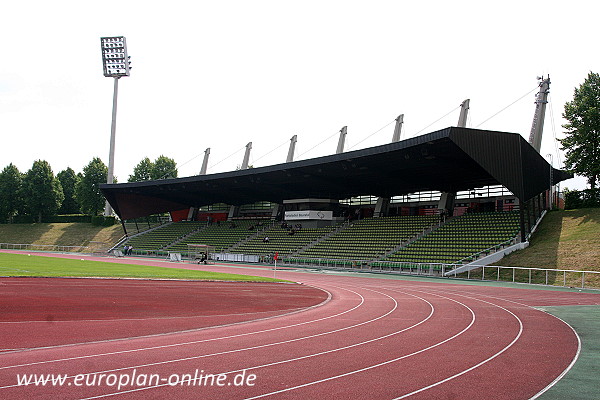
[1, 0, 598, 191]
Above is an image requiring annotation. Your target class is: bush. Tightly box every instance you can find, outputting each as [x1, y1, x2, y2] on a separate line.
[103, 216, 116, 226]
[564, 188, 600, 210]
[4, 214, 113, 225]
[91, 215, 117, 226]
[12, 215, 35, 224]
[43, 215, 92, 223]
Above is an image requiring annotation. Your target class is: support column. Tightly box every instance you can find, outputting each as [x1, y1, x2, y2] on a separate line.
[376, 115, 404, 217]
[241, 142, 252, 169]
[519, 201, 526, 242]
[187, 207, 196, 221]
[526, 201, 531, 238]
[336, 126, 347, 154]
[120, 219, 128, 238]
[286, 135, 297, 163]
[437, 100, 469, 215]
[230, 142, 253, 218]
[278, 135, 298, 219]
[457, 99, 470, 128]
[271, 204, 280, 219]
[437, 192, 456, 216]
[391, 114, 404, 143]
[374, 197, 390, 217]
[200, 148, 210, 175]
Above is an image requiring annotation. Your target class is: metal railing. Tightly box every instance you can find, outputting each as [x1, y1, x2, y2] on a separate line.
[282, 257, 600, 290]
[0, 243, 108, 254]
[447, 265, 600, 290]
[455, 238, 517, 264]
[282, 257, 461, 276]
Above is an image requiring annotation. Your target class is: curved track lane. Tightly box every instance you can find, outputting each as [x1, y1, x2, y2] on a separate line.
[1, 256, 598, 399]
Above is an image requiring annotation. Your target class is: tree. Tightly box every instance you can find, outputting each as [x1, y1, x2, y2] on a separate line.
[0, 163, 24, 223]
[57, 167, 80, 214]
[151, 155, 178, 180]
[21, 160, 64, 222]
[560, 71, 600, 190]
[128, 157, 153, 182]
[76, 157, 107, 216]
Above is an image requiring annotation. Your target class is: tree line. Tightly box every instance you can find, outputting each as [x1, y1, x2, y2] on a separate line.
[560, 71, 600, 208]
[0, 156, 177, 223]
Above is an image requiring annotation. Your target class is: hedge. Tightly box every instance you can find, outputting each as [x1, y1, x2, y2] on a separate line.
[91, 215, 117, 226]
[3, 214, 115, 225]
[564, 188, 600, 210]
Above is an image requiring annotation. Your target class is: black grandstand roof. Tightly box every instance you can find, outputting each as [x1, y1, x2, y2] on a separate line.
[101, 127, 573, 220]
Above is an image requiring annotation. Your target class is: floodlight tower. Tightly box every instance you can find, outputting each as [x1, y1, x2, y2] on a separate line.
[100, 36, 131, 216]
[529, 76, 551, 153]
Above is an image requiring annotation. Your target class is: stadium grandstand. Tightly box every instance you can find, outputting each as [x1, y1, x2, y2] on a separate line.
[101, 128, 570, 274]
[100, 81, 572, 275]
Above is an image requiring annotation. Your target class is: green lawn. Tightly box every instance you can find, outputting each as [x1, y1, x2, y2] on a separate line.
[0, 253, 283, 282]
[495, 208, 600, 271]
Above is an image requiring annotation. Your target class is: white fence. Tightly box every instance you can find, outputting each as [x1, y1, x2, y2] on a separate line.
[446, 264, 600, 289]
[282, 257, 600, 290]
[0, 243, 107, 254]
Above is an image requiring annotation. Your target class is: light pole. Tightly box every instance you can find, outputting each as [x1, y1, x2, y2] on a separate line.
[547, 154, 553, 209]
[100, 36, 131, 216]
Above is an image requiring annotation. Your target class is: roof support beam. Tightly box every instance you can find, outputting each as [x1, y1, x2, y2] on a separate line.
[457, 99, 470, 127]
[391, 114, 404, 143]
[241, 142, 252, 169]
[336, 126, 347, 154]
[377, 114, 404, 217]
[286, 135, 297, 163]
[438, 100, 470, 214]
[200, 148, 210, 175]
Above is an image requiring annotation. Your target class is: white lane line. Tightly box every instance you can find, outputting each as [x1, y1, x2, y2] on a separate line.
[0, 284, 353, 370]
[422, 286, 584, 399]
[238, 288, 476, 400]
[529, 312, 581, 399]
[0, 306, 313, 324]
[386, 289, 523, 399]
[76, 287, 438, 399]
[1, 285, 391, 392]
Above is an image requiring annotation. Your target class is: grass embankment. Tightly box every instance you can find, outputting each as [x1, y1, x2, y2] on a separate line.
[0, 253, 283, 282]
[0, 223, 124, 248]
[498, 208, 600, 270]
[466, 208, 600, 288]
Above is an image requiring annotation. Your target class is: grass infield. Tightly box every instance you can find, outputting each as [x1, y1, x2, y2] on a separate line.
[0, 253, 284, 282]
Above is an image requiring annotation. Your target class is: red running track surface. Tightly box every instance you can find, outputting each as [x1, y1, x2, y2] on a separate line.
[0, 277, 329, 350]
[1, 254, 600, 399]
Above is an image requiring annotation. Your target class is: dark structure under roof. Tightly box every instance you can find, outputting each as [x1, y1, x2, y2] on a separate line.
[101, 127, 572, 221]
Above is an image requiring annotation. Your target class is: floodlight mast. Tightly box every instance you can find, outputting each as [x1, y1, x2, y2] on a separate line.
[100, 36, 131, 216]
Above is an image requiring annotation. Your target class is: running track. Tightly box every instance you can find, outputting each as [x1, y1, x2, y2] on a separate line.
[2, 253, 600, 399]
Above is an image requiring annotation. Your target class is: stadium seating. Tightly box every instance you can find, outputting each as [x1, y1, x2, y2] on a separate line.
[119, 212, 520, 267]
[123, 221, 204, 252]
[230, 223, 338, 258]
[295, 215, 438, 261]
[166, 219, 269, 254]
[384, 211, 520, 264]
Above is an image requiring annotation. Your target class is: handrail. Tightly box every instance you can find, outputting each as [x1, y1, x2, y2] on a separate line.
[281, 256, 600, 290]
[455, 238, 517, 264]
